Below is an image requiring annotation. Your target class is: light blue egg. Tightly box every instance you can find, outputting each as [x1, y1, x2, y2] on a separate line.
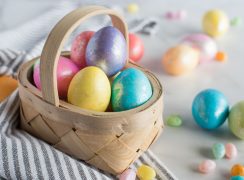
[231, 176, 244, 180]
[192, 89, 229, 130]
[212, 143, 225, 159]
[111, 68, 152, 112]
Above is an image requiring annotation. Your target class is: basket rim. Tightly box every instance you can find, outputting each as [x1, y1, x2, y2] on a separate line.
[18, 51, 163, 118]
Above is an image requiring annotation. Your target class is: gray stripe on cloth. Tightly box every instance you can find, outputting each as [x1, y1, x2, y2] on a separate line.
[63, 155, 76, 180]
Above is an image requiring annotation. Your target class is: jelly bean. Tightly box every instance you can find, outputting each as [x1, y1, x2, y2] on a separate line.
[119, 169, 136, 180]
[231, 164, 244, 176]
[177, 10, 187, 20]
[166, 115, 183, 127]
[137, 164, 156, 180]
[212, 143, 225, 159]
[225, 143, 238, 159]
[231, 176, 244, 180]
[198, 159, 216, 174]
[202, 9, 229, 37]
[127, 3, 139, 13]
[215, 51, 228, 62]
[231, 17, 242, 26]
[228, 101, 244, 139]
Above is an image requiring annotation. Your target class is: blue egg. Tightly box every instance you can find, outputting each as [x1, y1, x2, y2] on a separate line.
[231, 176, 244, 180]
[86, 26, 127, 77]
[192, 89, 229, 129]
[112, 68, 152, 112]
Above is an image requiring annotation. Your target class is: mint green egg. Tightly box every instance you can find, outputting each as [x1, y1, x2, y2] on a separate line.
[228, 101, 244, 139]
[212, 143, 225, 159]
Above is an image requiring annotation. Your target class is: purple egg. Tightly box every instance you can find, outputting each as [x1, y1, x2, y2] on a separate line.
[85, 26, 127, 76]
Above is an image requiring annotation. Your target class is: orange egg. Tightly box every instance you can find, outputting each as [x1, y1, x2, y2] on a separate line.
[162, 45, 200, 76]
[0, 76, 18, 102]
[231, 164, 244, 176]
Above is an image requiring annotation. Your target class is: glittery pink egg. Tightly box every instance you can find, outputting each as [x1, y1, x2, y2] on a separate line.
[198, 160, 216, 174]
[225, 143, 238, 159]
[33, 56, 79, 99]
[71, 31, 94, 68]
[119, 169, 136, 180]
[181, 33, 217, 63]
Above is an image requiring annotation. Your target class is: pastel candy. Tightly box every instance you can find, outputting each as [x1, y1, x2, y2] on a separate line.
[198, 160, 216, 174]
[137, 164, 156, 180]
[225, 143, 238, 159]
[166, 115, 183, 127]
[212, 143, 225, 159]
[119, 169, 136, 180]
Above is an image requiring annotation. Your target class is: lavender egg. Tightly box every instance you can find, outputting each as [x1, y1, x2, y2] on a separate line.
[181, 33, 217, 63]
[86, 26, 127, 76]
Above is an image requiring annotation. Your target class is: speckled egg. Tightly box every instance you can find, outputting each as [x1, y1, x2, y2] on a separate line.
[202, 9, 229, 37]
[68, 66, 111, 112]
[33, 56, 79, 99]
[111, 68, 152, 112]
[162, 45, 199, 76]
[86, 26, 127, 77]
[228, 101, 244, 139]
[192, 89, 229, 130]
[181, 33, 217, 63]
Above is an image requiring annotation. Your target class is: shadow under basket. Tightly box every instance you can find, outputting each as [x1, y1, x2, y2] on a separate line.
[17, 6, 164, 175]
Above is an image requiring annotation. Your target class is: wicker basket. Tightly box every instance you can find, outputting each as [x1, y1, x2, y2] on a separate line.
[18, 6, 164, 174]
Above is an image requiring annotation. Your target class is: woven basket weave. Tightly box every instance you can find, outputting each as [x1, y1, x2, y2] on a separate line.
[18, 6, 164, 174]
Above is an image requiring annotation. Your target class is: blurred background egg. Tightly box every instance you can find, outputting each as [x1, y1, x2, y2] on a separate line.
[129, 33, 144, 62]
[86, 26, 127, 77]
[192, 89, 229, 130]
[202, 9, 229, 37]
[33, 56, 79, 99]
[68, 66, 111, 112]
[162, 44, 199, 76]
[111, 68, 152, 112]
[228, 101, 244, 139]
[71, 31, 94, 68]
[0, 75, 18, 102]
[181, 33, 217, 63]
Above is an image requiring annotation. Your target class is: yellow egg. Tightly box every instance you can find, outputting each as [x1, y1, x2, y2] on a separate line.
[68, 66, 111, 112]
[202, 9, 229, 37]
[162, 45, 199, 76]
[137, 164, 156, 180]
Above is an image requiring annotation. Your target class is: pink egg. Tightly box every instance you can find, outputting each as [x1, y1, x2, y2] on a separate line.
[181, 33, 217, 63]
[119, 169, 136, 180]
[71, 31, 94, 68]
[225, 143, 238, 159]
[33, 56, 79, 99]
[198, 159, 216, 174]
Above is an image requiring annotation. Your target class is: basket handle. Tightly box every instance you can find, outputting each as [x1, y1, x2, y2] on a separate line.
[40, 6, 128, 106]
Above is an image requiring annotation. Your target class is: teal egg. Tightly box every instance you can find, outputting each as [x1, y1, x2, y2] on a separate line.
[231, 176, 244, 180]
[111, 68, 152, 112]
[212, 143, 225, 159]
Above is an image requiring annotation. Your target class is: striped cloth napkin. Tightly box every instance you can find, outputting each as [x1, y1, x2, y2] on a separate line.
[0, 50, 177, 180]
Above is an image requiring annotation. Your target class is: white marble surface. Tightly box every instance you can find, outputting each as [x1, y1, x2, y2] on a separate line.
[1, 0, 244, 179]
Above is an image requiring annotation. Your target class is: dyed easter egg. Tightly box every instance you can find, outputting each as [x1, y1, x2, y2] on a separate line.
[198, 160, 216, 174]
[119, 168, 136, 180]
[212, 143, 225, 159]
[202, 10, 229, 37]
[228, 101, 244, 139]
[129, 33, 144, 62]
[112, 68, 152, 112]
[181, 33, 217, 63]
[231, 176, 244, 180]
[225, 143, 238, 159]
[86, 26, 127, 76]
[137, 164, 156, 180]
[0, 76, 18, 102]
[162, 45, 199, 76]
[33, 56, 79, 99]
[68, 66, 111, 112]
[231, 164, 244, 176]
[192, 89, 229, 130]
[71, 31, 94, 68]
